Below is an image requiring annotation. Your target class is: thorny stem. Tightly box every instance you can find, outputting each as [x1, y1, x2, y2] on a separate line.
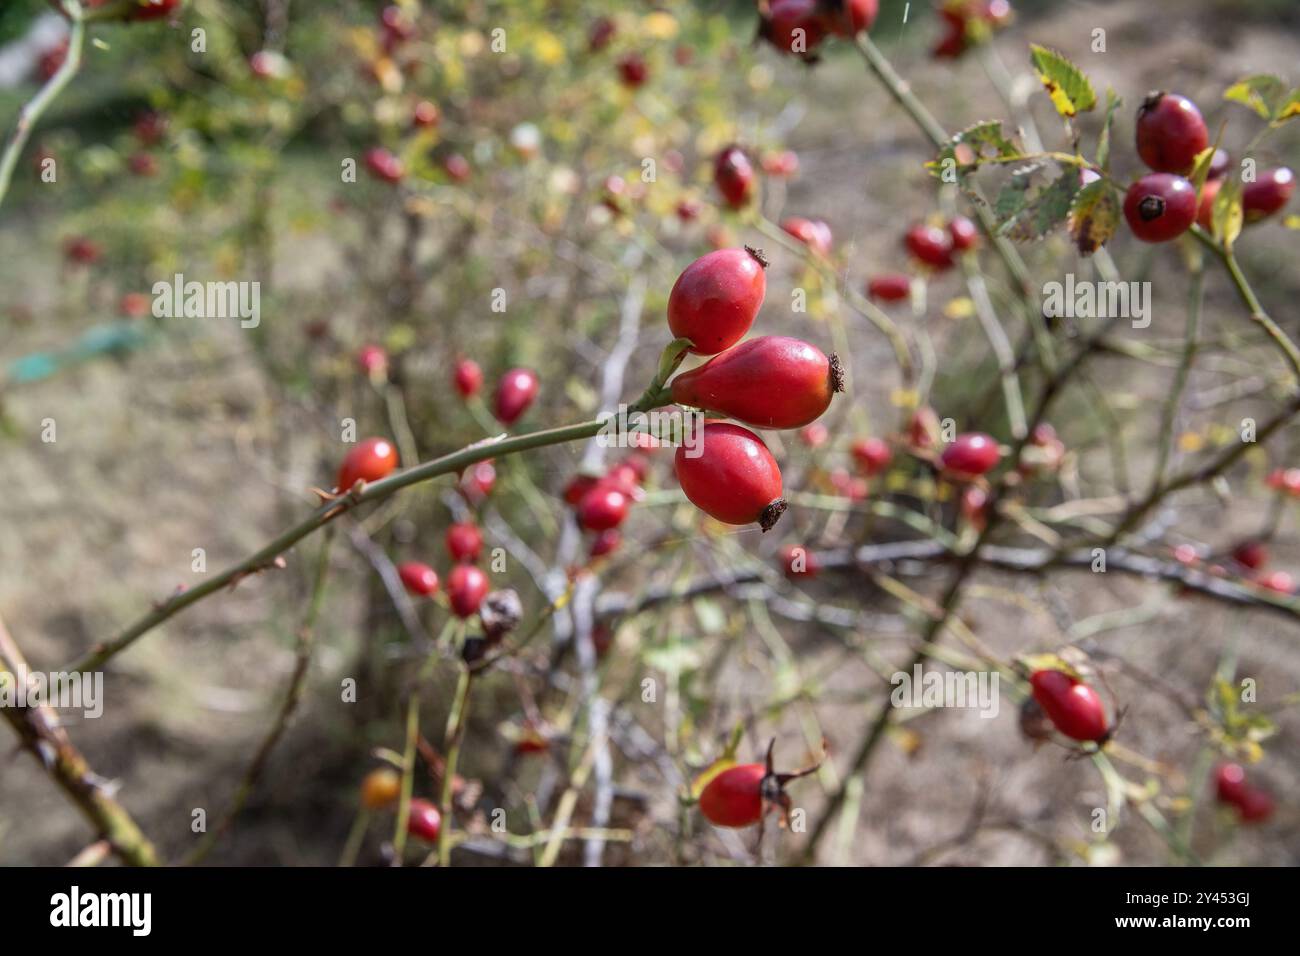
[66, 390, 668, 675]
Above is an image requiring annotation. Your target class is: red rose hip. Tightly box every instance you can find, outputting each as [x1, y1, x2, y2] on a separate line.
[335, 438, 398, 493]
[667, 247, 767, 355]
[453, 358, 482, 398]
[904, 224, 954, 269]
[1135, 92, 1208, 174]
[698, 763, 765, 828]
[851, 436, 892, 476]
[445, 522, 483, 563]
[867, 273, 912, 302]
[1124, 173, 1196, 243]
[398, 562, 439, 596]
[940, 432, 1001, 478]
[447, 565, 489, 618]
[1029, 669, 1109, 743]
[577, 486, 631, 532]
[493, 367, 539, 425]
[714, 146, 756, 209]
[669, 336, 843, 429]
[675, 421, 786, 530]
[406, 798, 442, 842]
[1243, 167, 1294, 222]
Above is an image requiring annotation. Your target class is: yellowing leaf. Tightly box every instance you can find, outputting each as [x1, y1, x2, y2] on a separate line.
[1029, 44, 1096, 117]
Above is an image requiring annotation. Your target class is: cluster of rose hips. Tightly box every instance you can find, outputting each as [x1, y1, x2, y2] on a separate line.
[1214, 763, 1274, 824]
[1124, 92, 1293, 243]
[358, 767, 442, 844]
[662, 246, 845, 531]
[562, 444, 655, 562]
[862, 217, 979, 304]
[759, 0, 879, 60]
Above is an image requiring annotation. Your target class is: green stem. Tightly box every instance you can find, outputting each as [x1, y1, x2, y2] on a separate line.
[437, 666, 474, 867]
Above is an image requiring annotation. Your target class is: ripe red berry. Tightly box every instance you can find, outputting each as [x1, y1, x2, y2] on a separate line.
[675, 197, 703, 221]
[904, 224, 954, 269]
[493, 367, 539, 425]
[1124, 173, 1196, 243]
[1266, 467, 1300, 497]
[360, 767, 401, 809]
[126, 0, 180, 21]
[674, 421, 786, 531]
[1135, 92, 1208, 175]
[714, 146, 756, 209]
[453, 358, 482, 398]
[761, 0, 826, 57]
[462, 460, 496, 500]
[781, 544, 819, 578]
[1243, 167, 1294, 222]
[699, 763, 765, 827]
[820, 0, 879, 35]
[761, 150, 799, 178]
[961, 485, 989, 530]
[563, 473, 599, 506]
[666, 247, 767, 355]
[941, 432, 1002, 478]
[867, 273, 912, 302]
[364, 147, 404, 184]
[335, 438, 398, 493]
[617, 53, 648, 88]
[446, 523, 484, 563]
[588, 16, 616, 51]
[800, 422, 829, 448]
[851, 436, 892, 476]
[1255, 570, 1294, 595]
[1214, 762, 1248, 805]
[908, 406, 941, 450]
[413, 100, 441, 129]
[398, 562, 439, 596]
[1232, 541, 1268, 571]
[64, 236, 102, 265]
[781, 217, 833, 256]
[590, 529, 621, 558]
[669, 336, 843, 429]
[443, 153, 471, 182]
[948, 215, 979, 251]
[1028, 669, 1109, 743]
[1236, 787, 1275, 823]
[357, 344, 388, 377]
[447, 565, 489, 618]
[406, 798, 442, 842]
[577, 486, 631, 532]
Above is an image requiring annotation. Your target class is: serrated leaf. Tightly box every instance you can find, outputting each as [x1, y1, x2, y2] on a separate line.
[1096, 89, 1122, 171]
[927, 120, 1022, 179]
[1223, 74, 1285, 120]
[1212, 177, 1244, 249]
[1068, 179, 1119, 255]
[1030, 44, 1096, 117]
[1005, 170, 1079, 241]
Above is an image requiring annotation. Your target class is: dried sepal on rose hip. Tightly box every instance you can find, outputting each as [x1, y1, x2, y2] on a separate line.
[669, 335, 844, 429]
[675, 421, 787, 531]
[697, 739, 823, 829]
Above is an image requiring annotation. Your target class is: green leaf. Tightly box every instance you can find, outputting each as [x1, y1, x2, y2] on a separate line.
[927, 120, 1022, 179]
[1188, 145, 1218, 195]
[1068, 179, 1119, 255]
[1212, 177, 1244, 249]
[1029, 44, 1096, 117]
[1096, 89, 1122, 171]
[1223, 74, 1285, 120]
[993, 173, 1033, 222]
[1004, 170, 1079, 241]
